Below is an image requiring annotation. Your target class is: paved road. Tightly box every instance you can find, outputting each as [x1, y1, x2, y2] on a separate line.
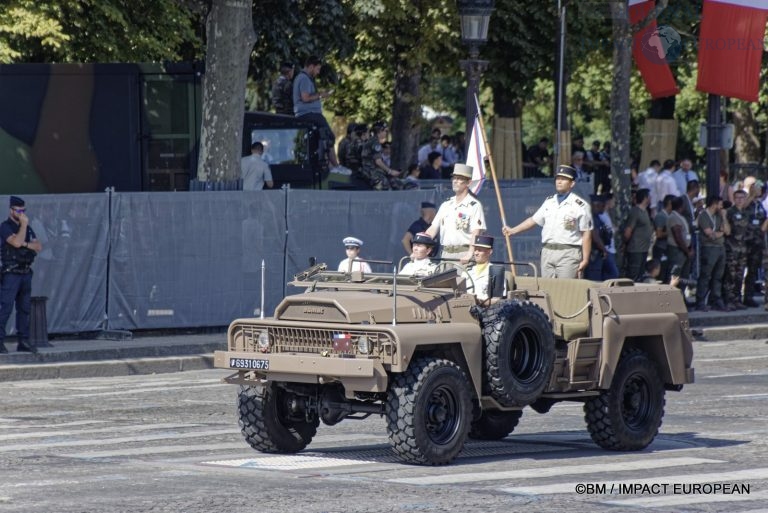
[1, 338, 767, 513]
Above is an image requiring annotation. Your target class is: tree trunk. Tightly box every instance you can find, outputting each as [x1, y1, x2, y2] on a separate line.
[390, 63, 421, 173]
[197, 0, 256, 182]
[732, 100, 761, 163]
[609, 2, 633, 252]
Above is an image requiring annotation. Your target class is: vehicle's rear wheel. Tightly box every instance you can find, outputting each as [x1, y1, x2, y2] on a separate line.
[386, 357, 473, 465]
[584, 348, 666, 451]
[237, 383, 319, 453]
[468, 409, 523, 440]
[481, 300, 555, 407]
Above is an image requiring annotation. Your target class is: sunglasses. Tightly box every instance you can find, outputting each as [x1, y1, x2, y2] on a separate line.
[345, 246, 359, 250]
[12, 208, 26, 213]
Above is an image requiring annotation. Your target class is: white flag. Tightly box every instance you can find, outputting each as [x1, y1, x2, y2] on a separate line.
[466, 117, 488, 195]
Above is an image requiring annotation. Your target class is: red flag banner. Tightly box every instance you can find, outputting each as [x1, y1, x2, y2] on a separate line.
[697, 0, 768, 102]
[629, 0, 680, 99]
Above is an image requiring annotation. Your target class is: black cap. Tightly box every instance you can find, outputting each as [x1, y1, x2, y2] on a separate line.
[474, 235, 494, 248]
[421, 201, 436, 209]
[412, 232, 436, 246]
[555, 165, 577, 181]
[9, 196, 24, 207]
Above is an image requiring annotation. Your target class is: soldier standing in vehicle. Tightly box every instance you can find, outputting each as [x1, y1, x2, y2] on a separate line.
[337, 236, 372, 273]
[463, 235, 505, 305]
[425, 163, 486, 263]
[271, 61, 294, 116]
[360, 122, 401, 190]
[502, 165, 592, 279]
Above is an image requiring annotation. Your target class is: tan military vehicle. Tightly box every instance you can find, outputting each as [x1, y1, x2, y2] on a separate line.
[214, 263, 694, 465]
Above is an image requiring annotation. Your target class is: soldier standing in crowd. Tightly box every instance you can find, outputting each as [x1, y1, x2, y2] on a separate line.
[623, 188, 653, 282]
[724, 189, 749, 310]
[271, 61, 295, 116]
[695, 195, 729, 311]
[743, 181, 766, 307]
[425, 164, 486, 263]
[337, 123, 356, 169]
[502, 165, 592, 279]
[399, 233, 437, 277]
[0, 196, 42, 354]
[652, 194, 676, 284]
[463, 235, 506, 306]
[360, 122, 402, 190]
[666, 196, 693, 287]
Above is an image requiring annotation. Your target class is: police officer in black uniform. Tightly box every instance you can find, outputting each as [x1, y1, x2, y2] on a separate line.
[0, 196, 42, 354]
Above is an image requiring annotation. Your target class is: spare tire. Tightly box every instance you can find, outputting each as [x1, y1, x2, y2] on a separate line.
[480, 300, 555, 407]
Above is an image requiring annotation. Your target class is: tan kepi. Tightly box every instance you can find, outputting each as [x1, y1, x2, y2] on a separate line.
[451, 163, 473, 179]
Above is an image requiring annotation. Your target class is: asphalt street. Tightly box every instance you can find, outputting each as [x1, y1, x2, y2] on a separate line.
[0, 337, 767, 513]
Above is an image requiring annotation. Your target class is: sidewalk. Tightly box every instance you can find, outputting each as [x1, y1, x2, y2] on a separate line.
[1, 302, 767, 382]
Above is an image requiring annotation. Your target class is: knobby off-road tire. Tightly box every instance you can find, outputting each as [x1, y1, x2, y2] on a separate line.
[480, 300, 555, 407]
[237, 383, 319, 453]
[468, 409, 523, 440]
[584, 348, 666, 451]
[386, 357, 473, 465]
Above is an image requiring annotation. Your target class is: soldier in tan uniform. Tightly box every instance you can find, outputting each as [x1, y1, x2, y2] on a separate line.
[502, 165, 592, 278]
[425, 163, 486, 263]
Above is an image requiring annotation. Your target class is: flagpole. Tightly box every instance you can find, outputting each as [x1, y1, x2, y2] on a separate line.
[473, 94, 515, 275]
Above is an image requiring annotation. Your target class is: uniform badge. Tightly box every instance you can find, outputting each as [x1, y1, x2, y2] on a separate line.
[564, 215, 576, 231]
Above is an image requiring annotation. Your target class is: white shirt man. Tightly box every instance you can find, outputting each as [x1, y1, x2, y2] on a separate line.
[399, 233, 437, 276]
[638, 160, 660, 203]
[672, 159, 697, 197]
[655, 161, 680, 212]
[241, 142, 274, 190]
[425, 163, 486, 263]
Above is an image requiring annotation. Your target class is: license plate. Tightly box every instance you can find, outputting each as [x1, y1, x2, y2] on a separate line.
[230, 358, 269, 370]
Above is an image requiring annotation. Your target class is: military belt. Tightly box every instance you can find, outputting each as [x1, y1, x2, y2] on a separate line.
[442, 244, 470, 253]
[543, 243, 581, 251]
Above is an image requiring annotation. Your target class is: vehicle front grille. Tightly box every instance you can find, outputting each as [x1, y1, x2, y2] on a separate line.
[233, 324, 394, 357]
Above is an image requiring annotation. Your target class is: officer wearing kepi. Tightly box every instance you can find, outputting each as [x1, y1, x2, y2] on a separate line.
[502, 165, 592, 278]
[0, 196, 43, 354]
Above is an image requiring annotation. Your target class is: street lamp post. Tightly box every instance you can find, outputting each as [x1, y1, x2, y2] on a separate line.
[457, 0, 494, 138]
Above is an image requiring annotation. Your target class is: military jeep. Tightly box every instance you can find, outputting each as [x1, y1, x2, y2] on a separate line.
[214, 263, 694, 465]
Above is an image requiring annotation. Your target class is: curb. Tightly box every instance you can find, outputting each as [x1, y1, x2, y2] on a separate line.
[0, 354, 217, 381]
[699, 324, 768, 342]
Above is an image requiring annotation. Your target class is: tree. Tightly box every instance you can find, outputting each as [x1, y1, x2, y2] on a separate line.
[196, 0, 256, 183]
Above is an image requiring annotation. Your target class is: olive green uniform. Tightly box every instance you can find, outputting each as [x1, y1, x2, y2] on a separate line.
[724, 205, 749, 304]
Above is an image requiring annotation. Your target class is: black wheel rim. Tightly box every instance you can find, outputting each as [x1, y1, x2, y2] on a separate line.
[425, 384, 460, 445]
[621, 372, 653, 429]
[509, 325, 543, 383]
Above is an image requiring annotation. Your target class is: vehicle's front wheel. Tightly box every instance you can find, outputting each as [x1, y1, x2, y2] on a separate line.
[386, 357, 473, 465]
[238, 383, 319, 453]
[469, 409, 523, 440]
[584, 349, 666, 451]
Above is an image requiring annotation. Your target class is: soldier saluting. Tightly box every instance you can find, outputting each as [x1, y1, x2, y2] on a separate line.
[502, 165, 592, 278]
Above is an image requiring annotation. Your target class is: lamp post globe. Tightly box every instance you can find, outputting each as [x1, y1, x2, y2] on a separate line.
[457, 0, 494, 139]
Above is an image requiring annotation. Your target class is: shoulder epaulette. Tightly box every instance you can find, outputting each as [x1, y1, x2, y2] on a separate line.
[546, 194, 555, 199]
[470, 200, 477, 206]
[575, 198, 584, 206]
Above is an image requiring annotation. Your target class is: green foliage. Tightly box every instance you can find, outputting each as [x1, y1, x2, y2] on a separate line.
[0, 0, 201, 63]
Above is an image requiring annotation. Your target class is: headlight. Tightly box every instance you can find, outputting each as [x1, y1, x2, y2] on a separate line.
[357, 335, 370, 355]
[257, 331, 270, 352]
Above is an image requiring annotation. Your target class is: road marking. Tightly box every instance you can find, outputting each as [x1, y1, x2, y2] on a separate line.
[0, 422, 207, 441]
[204, 454, 377, 470]
[724, 393, 768, 399]
[498, 467, 768, 496]
[603, 489, 768, 508]
[0, 428, 235, 453]
[388, 457, 721, 485]
[0, 420, 106, 430]
[697, 355, 768, 362]
[68, 442, 249, 459]
[56, 383, 228, 399]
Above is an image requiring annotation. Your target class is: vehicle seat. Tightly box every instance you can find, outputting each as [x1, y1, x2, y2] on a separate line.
[510, 276, 593, 340]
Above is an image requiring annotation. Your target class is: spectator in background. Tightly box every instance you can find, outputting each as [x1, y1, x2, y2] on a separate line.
[724, 189, 749, 310]
[652, 194, 676, 284]
[681, 180, 701, 236]
[241, 142, 274, 190]
[571, 151, 590, 182]
[695, 195, 729, 311]
[381, 141, 392, 169]
[637, 159, 660, 201]
[454, 131, 466, 163]
[638, 258, 681, 287]
[743, 179, 766, 307]
[403, 163, 421, 189]
[667, 196, 694, 287]
[360, 121, 402, 190]
[672, 158, 697, 198]
[271, 61, 295, 116]
[337, 123, 356, 169]
[439, 135, 458, 179]
[527, 137, 551, 177]
[402, 202, 438, 255]
[293, 55, 340, 167]
[418, 128, 442, 165]
[345, 123, 368, 178]
[599, 192, 619, 279]
[585, 194, 609, 281]
[623, 188, 653, 281]
[719, 169, 734, 204]
[419, 151, 442, 180]
[654, 159, 680, 214]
